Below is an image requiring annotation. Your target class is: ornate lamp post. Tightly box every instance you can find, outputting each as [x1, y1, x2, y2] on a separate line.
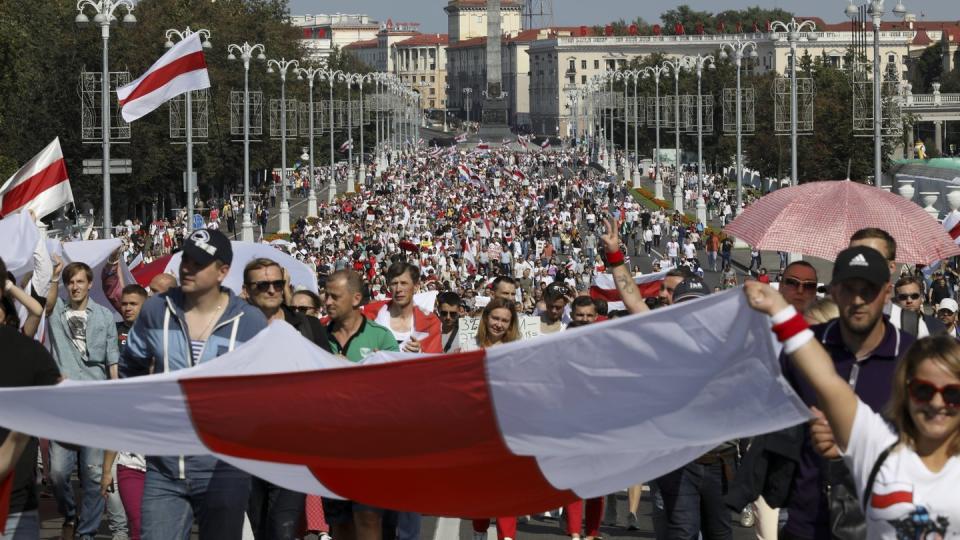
[641, 65, 671, 200]
[76, 0, 136, 238]
[770, 18, 818, 187]
[659, 58, 686, 213]
[320, 66, 345, 204]
[266, 57, 300, 234]
[463, 87, 473, 126]
[846, 0, 907, 186]
[684, 54, 716, 225]
[227, 41, 266, 240]
[719, 38, 758, 214]
[294, 62, 325, 218]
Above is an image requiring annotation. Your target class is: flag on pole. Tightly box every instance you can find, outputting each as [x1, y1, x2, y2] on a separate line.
[512, 169, 526, 183]
[540, 139, 552, 150]
[517, 135, 529, 150]
[457, 164, 473, 182]
[339, 139, 354, 153]
[476, 140, 490, 151]
[0, 138, 73, 219]
[417, 138, 425, 147]
[923, 210, 960, 278]
[455, 133, 468, 143]
[117, 33, 210, 123]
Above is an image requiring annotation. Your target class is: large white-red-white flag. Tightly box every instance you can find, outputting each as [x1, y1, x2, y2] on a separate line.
[0, 138, 73, 219]
[117, 33, 210, 123]
[590, 270, 668, 311]
[0, 290, 808, 517]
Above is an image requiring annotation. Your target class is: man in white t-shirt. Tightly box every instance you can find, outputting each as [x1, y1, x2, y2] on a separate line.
[666, 239, 680, 267]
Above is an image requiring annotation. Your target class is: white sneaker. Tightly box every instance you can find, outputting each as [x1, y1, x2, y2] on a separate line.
[627, 512, 639, 531]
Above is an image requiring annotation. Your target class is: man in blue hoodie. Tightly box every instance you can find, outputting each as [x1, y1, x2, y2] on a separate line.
[120, 229, 267, 539]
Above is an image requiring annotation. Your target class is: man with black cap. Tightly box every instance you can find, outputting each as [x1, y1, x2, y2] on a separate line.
[778, 245, 914, 540]
[120, 229, 269, 539]
[655, 277, 739, 540]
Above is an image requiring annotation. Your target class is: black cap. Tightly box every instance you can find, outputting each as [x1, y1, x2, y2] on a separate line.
[673, 276, 710, 303]
[183, 229, 233, 267]
[832, 245, 890, 287]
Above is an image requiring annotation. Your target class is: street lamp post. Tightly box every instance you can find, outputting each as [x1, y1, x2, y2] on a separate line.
[846, 0, 907, 186]
[720, 38, 758, 214]
[321, 67, 345, 204]
[76, 0, 136, 239]
[266, 57, 300, 234]
[355, 73, 373, 190]
[659, 59, 686, 213]
[685, 54, 716, 225]
[771, 18, 818, 187]
[294, 63, 325, 219]
[165, 27, 212, 233]
[341, 73, 357, 193]
[463, 87, 473, 127]
[227, 41, 266, 240]
[641, 65, 669, 199]
[443, 83, 450, 132]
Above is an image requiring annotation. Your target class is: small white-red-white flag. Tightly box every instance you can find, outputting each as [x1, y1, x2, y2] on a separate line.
[117, 33, 210, 123]
[0, 138, 73, 219]
[339, 139, 354, 153]
[541, 139, 552, 150]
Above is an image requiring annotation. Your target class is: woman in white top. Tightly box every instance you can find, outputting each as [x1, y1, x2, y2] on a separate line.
[745, 281, 960, 540]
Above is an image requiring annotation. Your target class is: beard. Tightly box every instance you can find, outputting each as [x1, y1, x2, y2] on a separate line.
[839, 308, 883, 336]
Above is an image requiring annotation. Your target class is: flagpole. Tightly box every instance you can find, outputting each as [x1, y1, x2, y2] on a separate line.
[165, 27, 212, 233]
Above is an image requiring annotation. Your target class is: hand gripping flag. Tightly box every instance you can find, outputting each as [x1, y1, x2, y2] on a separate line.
[117, 33, 210, 123]
[0, 289, 809, 517]
[0, 138, 73, 219]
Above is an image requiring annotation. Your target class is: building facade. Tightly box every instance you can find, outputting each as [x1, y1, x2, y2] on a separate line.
[393, 34, 450, 111]
[444, 0, 523, 44]
[527, 17, 959, 137]
[290, 14, 380, 60]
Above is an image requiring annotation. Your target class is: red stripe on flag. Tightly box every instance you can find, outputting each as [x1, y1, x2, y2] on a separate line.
[119, 51, 207, 106]
[180, 351, 577, 516]
[0, 159, 68, 216]
[589, 280, 662, 302]
[871, 490, 913, 509]
[949, 221, 960, 241]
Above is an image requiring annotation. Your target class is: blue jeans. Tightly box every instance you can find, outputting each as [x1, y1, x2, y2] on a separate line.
[2, 510, 39, 539]
[140, 460, 251, 540]
[658, 462, 732, 540]
[49, 442, 105, 537]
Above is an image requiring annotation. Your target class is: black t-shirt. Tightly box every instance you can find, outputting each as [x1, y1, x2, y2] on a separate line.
[931, 281, 952, 305]
[0, 326, 60, 513]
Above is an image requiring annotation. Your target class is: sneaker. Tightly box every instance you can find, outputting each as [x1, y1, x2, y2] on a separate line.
[626, 512, 639, 531]
[61, 522, 76, 540]
[319, 533, 332, 540]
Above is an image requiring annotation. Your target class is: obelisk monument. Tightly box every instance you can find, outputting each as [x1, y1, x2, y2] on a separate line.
[479, 0, 511, 137]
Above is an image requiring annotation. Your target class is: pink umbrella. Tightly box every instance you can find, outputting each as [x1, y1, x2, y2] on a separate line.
[724, 180, 960, 264]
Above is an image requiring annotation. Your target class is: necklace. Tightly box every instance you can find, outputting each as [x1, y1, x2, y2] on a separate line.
[195, 303, 224, 340]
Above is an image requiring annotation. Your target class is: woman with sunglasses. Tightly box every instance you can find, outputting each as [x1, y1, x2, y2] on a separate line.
[464, 298, 521, 540]
[745, 280, 960, 538]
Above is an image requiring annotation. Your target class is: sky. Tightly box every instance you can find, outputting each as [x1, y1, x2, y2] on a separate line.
[288, 0, 959, 32]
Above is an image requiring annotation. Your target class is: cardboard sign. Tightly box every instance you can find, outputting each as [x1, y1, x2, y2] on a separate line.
[459, 315, 542, 349]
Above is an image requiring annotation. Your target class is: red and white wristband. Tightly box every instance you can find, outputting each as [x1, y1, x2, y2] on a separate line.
[770, 305, 814, 354]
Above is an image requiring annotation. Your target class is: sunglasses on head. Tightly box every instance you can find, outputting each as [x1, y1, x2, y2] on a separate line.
[908, 378, 960, 408]
[247, 280, 285, 293]
[896, 293, 922, 301]
[782, 277, 818, 292]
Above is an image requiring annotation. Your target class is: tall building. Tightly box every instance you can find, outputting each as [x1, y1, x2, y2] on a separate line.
[290, 14, 380, 60]
[445, 0, 523, 43]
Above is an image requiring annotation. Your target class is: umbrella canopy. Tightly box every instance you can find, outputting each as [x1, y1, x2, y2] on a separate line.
[724, 180, 960, 264]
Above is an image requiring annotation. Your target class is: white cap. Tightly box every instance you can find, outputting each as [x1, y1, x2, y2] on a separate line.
[939, 298, 959, 313]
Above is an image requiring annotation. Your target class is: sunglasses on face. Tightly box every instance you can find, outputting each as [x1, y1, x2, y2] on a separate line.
[908, 378, 960, 408]
[937, 309, 956, 317]
[782, 277, 818, 292]
[437, 310, 459, 318]
[896, 293, 922, 301]
[247, 280, 285, 293]
[291, 305, 316, 313]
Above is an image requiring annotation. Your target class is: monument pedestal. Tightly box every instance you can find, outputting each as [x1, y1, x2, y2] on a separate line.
[478, 99, 512, 140]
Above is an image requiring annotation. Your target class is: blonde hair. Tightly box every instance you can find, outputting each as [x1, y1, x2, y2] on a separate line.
[476, 297, 519, 347]
[886, 335, 960, 456]
[804, 297, 839, 325]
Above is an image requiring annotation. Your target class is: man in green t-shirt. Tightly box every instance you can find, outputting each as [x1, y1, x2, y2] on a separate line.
[322, 269, 398, 540]
[324, 269, 398, 362]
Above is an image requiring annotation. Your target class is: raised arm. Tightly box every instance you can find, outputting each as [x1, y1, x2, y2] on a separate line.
[744, 280, 859, 451]
[0, 432, 29, 479]
[44, 256, 64, 317]
[5, 280, 44, 336]
[600, 217, 648, 314]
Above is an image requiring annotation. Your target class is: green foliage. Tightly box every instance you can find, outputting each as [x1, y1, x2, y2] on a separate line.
[911, 43, 943, 92]
[660, 5, 794, 34]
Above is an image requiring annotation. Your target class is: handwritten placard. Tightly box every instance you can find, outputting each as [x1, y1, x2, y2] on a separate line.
[459, 315, 541, 349]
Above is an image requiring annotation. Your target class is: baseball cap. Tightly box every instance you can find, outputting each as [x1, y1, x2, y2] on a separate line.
[831, 246, 890, 287]
[938, 298, 959, 313]
[672, 276, 710, 303]
[183, 229, 233, 267]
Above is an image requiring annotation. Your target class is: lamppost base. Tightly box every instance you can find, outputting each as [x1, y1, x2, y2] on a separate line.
[654, 178, 664, 200]
[673, 186, 684, 214]
[696, 199, 707, 225]
[278, 201, 291, 235]
[241, 213, 254, 243]
[328, 184, 337, 204]
[632, 167, 642, 189]
[346, 169, 356, 194]
[307, 189, 318, 218]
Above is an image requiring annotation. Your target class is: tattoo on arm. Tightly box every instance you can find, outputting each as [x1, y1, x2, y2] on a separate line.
[613, 265, 648, 313]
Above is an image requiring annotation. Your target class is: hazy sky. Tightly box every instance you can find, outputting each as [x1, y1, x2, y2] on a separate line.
[289, 0, 959, 32]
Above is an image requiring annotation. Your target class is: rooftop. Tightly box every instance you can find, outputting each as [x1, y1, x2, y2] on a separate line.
[396, 33, 450, 47]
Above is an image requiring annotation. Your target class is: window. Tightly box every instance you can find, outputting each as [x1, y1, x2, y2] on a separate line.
[569, 59, 576, 71]
[594, 60, 600, 69]
[887, 53, 896, 63]
[430, 88, 436, 95]
[582, 75, 587, 84]
[582, 59, 587, 69]
[430, 76, 435, 82]
[568, 75, 575, 84]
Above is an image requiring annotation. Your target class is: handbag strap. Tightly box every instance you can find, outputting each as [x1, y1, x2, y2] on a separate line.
[862, 441, 898, 513]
